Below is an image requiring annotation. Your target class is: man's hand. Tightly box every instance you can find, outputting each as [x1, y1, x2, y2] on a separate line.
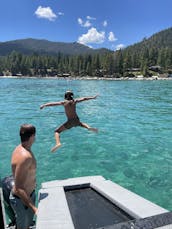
[40, 105, 44, 109]
[94, 94, 99, 99]
[34, 207, 38, 215]
[32, 206, 38, 215]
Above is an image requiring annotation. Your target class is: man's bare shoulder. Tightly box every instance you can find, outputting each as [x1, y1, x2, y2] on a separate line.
[12, 145, 32, 163]
[13, 145, 30, 155]
[64, 100, 76, 105]
[74, 97, 84, 103]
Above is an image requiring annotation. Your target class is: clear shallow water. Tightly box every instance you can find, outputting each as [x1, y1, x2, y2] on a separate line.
[1, 77, 172, 210]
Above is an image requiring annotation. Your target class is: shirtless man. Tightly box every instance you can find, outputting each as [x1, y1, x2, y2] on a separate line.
[10, 124, 37, 229]
[40, 91, 98, 152]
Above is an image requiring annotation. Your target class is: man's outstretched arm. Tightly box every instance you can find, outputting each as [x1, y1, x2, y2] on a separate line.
[76, 94, 99, 103]
[40, 101, 64, 109]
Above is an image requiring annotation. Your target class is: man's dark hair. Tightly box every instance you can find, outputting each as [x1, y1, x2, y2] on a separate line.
[20, 124, 36, 142]
[64, 91, 74, 100]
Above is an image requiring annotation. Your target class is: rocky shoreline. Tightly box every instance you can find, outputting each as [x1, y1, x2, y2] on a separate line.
[0, 75, 172, 81]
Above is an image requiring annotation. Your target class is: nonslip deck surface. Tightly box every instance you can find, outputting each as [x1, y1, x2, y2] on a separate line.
[65, 187, 133, 229]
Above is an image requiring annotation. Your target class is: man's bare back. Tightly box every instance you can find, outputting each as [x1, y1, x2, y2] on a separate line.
[64, 100, 78, 119]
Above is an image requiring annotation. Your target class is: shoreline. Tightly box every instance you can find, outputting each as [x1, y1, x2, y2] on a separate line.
[0, 75, 172, 81]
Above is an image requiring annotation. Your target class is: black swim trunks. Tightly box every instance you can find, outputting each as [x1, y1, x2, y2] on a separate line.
[64, 116, 81, 129]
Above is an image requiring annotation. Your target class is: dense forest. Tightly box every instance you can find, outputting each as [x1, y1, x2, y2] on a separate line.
[114, 27, 172, 77]
[0, 27, 172, 78]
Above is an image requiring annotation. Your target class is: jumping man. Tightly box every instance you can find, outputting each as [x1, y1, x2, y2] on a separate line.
[40, 91, 98, 152]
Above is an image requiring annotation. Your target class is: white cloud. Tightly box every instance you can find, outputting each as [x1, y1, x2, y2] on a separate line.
[84, 20, 92, 27]
[78, 27, 105, 45]
[78, 18, 83, 25]
[35, 6, 57, 21]
[115, 44, 125, 50]
[103, 20, 107, 27]
[58, 12, 64, 16]
[108, 32, 117, 42]
[77, 17, 91, 27]
[86, 16, 96, 20]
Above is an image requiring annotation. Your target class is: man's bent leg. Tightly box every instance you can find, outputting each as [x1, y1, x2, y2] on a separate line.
[51, 132, 61, 153]
[51, 125, 67, 153]
[80, 122, 98, 133]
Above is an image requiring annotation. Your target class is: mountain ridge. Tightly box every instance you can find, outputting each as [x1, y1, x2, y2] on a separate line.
[0, 27, 171, 57]
[0, 27, 171, 77]
[0, 38, 112, 56]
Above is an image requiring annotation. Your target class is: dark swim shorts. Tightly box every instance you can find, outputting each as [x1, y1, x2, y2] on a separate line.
[64, 117, 81, 129]
[9, 190, 36, 229]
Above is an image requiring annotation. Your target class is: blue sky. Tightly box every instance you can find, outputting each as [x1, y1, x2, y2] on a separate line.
[0, 0, 171, 50]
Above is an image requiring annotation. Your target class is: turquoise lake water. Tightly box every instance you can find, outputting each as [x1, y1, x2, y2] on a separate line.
[0, 77, 172, 211]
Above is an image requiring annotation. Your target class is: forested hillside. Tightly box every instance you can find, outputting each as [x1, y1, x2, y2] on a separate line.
[0, 27, 171, 77]
[114, 27, 172, 76]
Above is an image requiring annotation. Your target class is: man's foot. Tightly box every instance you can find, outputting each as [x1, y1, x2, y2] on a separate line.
[51, 143, 61, 153]
[88, 127, 98, 133]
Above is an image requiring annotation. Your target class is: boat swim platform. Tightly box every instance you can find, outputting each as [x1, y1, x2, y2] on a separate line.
[36, 176, 172, 229]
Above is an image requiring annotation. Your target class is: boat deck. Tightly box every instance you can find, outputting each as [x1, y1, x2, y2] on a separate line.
[36, 176, 172, 229]
[1, 176, 172, 228]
